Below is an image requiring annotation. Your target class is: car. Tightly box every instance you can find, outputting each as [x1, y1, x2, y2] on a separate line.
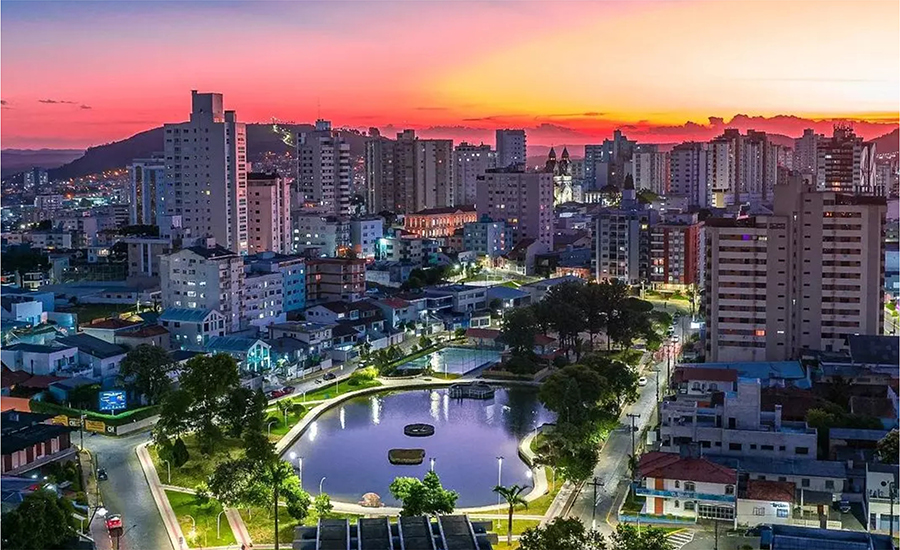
[106, 514, 123, 532]
[97, 468, 108, 481]
[671, 335, 680, 342]
[282, 386, 296, 394]
[637, 376, 648, 387]
[323, 372, 337, 381]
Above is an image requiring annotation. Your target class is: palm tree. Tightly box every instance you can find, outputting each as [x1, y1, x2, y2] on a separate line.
[493, 484, 529, 545]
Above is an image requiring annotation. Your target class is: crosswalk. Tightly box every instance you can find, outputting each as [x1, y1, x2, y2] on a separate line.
[666, 529, 695, 550]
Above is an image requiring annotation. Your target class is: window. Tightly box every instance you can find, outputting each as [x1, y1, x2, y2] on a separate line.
[825, 480, 835, 490]
[776, 508, 788, 518]
[795, 447, 809, 456]
[725, 485, 735, 495]
[684, 482, 696, 492]
[753, 507, 765, 516]
[684, 501, 695, 511]
[801, 478, 810, 488]
[674, 500, 680, 508]
[729, 443, 742, 451]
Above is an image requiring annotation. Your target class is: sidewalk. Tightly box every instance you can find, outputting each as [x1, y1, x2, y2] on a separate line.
[136, 442, 187, 550]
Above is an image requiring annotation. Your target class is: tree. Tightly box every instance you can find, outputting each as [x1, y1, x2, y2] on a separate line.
[581, 355, 640, 408]
[539, 365, 607, 424]
[609, 523, 672, 550]
[119, 344, 174, 404]
[174, 354, 241, 453]
[493, 484, 529, 546]
[580, 283, 607, 347]
[314, 493, 333, 518]
[172, 437, 190, 467]
[276, 399, 292, 427]
[2, 245, 49, 279]
[501, 307, 538, 357]
[389, 471, 459, 516]
[518, 517, 607, 550]
[1, 489, 78, 550]
[68, 383, 101, 410]
[155, 389, 193, 439]
[877, 429, 898, 464]
[220, 387, 266, 438]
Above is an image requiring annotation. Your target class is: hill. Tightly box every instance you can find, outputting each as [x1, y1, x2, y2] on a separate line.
[1, 149, 84, 178]
[873, 129, 899, 154]
[42, 123, 371, 181]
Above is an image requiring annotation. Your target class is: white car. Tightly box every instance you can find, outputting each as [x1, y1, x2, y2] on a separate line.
[638, 376, 648, 387]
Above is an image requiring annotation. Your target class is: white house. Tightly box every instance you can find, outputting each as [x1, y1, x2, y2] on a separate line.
[636, 451, 737, 521]
[0, 343, 80, 377]
[55, 334, 127, 382]
[159, 308, 226, 351]
[865, 463, 899, 533]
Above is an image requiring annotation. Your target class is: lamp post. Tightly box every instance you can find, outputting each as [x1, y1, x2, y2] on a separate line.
[86, 505, 107, 534]
[430, 457, 436, 472]
[626, 413, 641, 479]
[587, 477, 604, 530]
[162, 459, 171, 485]
[890, 481, 896, 540]
[267, 419, 278, 437]
[289, 452, 303, 488]
[319, 476, 327, 495]
[185, 514, 197, 541]
[496, 456, 503, 506]
[216, 510, 226, 540]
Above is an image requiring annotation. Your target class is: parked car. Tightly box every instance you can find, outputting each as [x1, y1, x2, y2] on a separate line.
[282, 386, 296, 394]
[97, 468, 108, 481]
[323, 372, 337, 381]
[638, 376, 648, 387]
[106, 514, 123, 532]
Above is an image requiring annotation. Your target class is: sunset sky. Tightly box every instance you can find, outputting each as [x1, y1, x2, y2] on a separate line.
[2, 0, 898, 149]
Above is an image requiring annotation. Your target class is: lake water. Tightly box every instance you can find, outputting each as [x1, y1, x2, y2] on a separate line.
[284, 387, 555, 507]
[395, 346, 502, 375]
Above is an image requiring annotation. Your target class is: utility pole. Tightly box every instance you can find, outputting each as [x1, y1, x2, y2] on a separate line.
[890, 481, 896, 540]
[587, 477, 604, 529]
[627, 413, 641, 478]
[714, 518, 719, 550]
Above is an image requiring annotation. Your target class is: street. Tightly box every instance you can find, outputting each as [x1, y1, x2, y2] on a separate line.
[84, 431, 169, 550]
[567, 312, 695, 534]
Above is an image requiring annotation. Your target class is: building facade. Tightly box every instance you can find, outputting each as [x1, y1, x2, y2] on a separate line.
[464, 217, 511, 258]
[129, 153, 167, 226]
[297, 119, 351, 216]
[650, 213, 703, 289]
[163, 91, 248, 254]
[247, 171, 291, 255]
[349, 216, 384, 259]
[291, 213, 350, 256]
[495, 129, 526, 169]
[404, 206, 477, 239]
[453, 142, 496, 206]
[669, 142, 709, 207]
[816, 126, 878, 196]
[306, 258, 365, 305]
[475, 168, 553, 251]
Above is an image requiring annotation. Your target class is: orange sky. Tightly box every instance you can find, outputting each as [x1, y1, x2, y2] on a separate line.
[1, 0, 898, 148]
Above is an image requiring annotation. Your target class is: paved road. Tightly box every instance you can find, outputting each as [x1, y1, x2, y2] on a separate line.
[84, 430, 168, 550]
[568, 314, 696, 534]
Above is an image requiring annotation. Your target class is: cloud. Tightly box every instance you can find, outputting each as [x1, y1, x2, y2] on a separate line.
[0, 100, 6, 105]
[38, 99, 78, 104]
[414, 106, 449, 111]
[80, 104, 92, 110]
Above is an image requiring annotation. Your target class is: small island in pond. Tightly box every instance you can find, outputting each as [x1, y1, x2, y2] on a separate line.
[388, 448, 426, 465]
[403, 423, 435, 437]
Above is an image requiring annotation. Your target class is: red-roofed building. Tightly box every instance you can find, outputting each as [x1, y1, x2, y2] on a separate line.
[636, 451, 737, 521]
[672, 366, 738, 400]
[736, 480, 795, 527]
[465, 328, 502, 348]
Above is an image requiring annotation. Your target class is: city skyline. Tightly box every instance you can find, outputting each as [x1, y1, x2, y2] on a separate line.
[2, 0, 899, 149]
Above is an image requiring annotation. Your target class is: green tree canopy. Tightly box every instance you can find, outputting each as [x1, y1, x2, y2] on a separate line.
[501, 306, 538, 357]
[877, 429, 898, 464]
[539, 364, 608, 424]
[518, 517, 607, 550]
[389, 471, 459, 516]
[119, 344, 174, 404]
[1, 489, 78, 550]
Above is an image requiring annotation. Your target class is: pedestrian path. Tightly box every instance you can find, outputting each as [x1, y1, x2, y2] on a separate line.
[136, 443, 187, 550]
[667, 529, 694, 550]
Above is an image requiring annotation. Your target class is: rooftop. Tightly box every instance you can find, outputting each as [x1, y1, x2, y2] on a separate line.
[55, 334, 127, 359]
[1, 410, 55, 433]
[673, 366, 739, 383]
[681, 360, 808, 385]
[639, 451, 736, 485]
[206, 336, 265, 354]
[849, 396, 897, 419]
[486, 286, 529, 301]
[745, 480, 795, 502]
[412, 205, 476, 216]
[465, 328, 501, 340]
[1, 423, 73, 455]
[768, 524, 895, 550]
[4, 343, 69, 354]
[82, 317, 142, 330]
[183, 244, 239, 260]
[120, 325, 169, 338]
[848, 335, 900, 365]
[376, 297, 411, 309]
[829, 427, 891, 442]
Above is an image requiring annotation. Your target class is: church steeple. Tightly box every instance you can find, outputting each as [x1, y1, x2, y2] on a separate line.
[545, 147, 558, 173]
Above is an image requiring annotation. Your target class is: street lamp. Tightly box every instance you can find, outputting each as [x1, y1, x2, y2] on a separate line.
[430, 457, 436, 472]
[496, 456, 503, 506]
[162, 459, 171, 485]
[267, 419, 278, 437]
[184, 514, 197, 539]
[216, 510, 226, 540]
[289, 452, 303, 489]
[319, 476, 327, 494]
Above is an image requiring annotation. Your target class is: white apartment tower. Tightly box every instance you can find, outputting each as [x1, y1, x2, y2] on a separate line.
[416, 139, 454, 210]
[631, 144, 669, 195]
[129, 153, 167, 226]
[495, 129, 527, 169]
[453, 142, 496, 206]
[159, 241, 245, 333]
[163, 91, 247, 254]
[704, 174, 886, 362]
[247, 172, 291, 254]
[475, 168, 553, 251]
[297, 119, 351, 216]
[793, 128, 819, 175]
[669, 142, 709, 207]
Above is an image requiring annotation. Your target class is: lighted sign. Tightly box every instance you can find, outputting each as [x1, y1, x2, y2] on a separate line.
[98, 390, 127, 412]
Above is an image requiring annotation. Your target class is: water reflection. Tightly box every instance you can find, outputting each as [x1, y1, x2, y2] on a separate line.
[286, 388, 554, 507]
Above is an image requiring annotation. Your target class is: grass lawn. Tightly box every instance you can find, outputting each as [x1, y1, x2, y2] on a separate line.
[621, 489, 646, 514]
[492, 543, 519, 550]
[295, 379, 382, 403]
[149, 434, 245, 489]
[474, 518, 541, 536]
[165, 490, 236, 547]
[264, 408, 309, 442]
[63, 303, 138, 324]
[425, 372, 462, 380]
[239, 507, 361, 544]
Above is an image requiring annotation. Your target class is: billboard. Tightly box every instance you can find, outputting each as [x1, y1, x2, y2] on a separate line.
[98, 390, 127, 412]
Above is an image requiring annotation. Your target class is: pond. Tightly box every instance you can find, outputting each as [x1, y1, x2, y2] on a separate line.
[284, 387, 555, 508]
[395, 346, 502, 375]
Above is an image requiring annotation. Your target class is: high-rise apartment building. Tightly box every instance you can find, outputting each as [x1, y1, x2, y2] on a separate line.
[129, 153, 167, 226]
[816, 126, 878, 195]
[475, 168, 553, 251]
[163, 91, 248, 254]
[669, 142, 709, 207]
[364, 129, 453, 214]
[453, 142, 496, 205]
[247, 171, 291, 255]
[593, 184, 656, 283]
[708, 130, 778, 207]
[306, 258, 366, 304]
[649, 212, 703, 289]
[704, 174, 886, 362]
[291, 212, 350, 256]
[297, 119, 351, 216]
[631, 144, 669, 195]
[495, 129, 526, 169]
[793, 128, 819, 175]
[349, 216, 384, 259]
[707, 134, 738, 208]
[160, 241, 245, 333]
[585, 130, 636, 190]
